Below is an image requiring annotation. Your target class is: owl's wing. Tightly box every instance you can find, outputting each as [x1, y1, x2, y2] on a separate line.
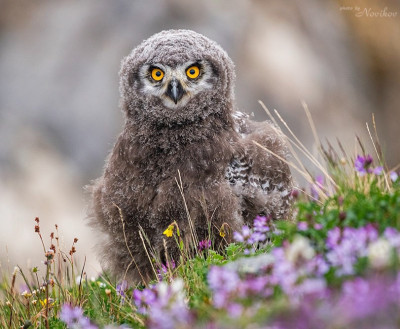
[226, 111, 293, 221]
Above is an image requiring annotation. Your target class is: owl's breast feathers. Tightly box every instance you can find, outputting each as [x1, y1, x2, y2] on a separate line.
[225, 111, 293, 221]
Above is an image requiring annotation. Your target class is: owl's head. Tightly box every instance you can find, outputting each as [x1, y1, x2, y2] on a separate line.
[120, 30, 235, 124]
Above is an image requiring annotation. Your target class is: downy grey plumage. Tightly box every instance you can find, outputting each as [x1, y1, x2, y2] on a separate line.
[89, 29, 292, 283]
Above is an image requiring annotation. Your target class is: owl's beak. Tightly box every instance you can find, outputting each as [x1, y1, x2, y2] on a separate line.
[166, 78, 184, 104]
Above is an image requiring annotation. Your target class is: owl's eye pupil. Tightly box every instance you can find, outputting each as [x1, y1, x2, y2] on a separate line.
[156, 71, 161, 77]
[189, 69, 195, 75]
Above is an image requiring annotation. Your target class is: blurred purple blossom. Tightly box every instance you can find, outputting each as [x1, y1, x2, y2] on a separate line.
[233, 216, 272, 252]
[314, 223, 323, 230]
[237, 276, 271, 298]
[254, 215, 271, 233]
[373, 166, 383, 175]
[147, 279, 192, 329]
[338, 275, 400, 323]
[354, 154, 383, 176]
[233, 225, 251, 243]
[133, 288, 156, 314]
[208, 266, 240, 308]
[206, 222, 400, 325]
[310, 175, 324, 200]
[270, 273, 400, 329]
[355, 154, 373, 175]
[116, 280, 128, 304]
[157, 260, 176, 280]
[208, 234, 329, 312]
[390, 171, 399, 182]
[271, 237, 328, 301]
[226, 303, 243, 318]
[297, 221, 308, 231]
[384, 227, 400, 252]
[326, 225, 381, 275]
[59, 304, 98, 329]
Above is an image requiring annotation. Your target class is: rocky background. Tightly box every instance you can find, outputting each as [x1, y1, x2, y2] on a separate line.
[0, 0, 399, 276]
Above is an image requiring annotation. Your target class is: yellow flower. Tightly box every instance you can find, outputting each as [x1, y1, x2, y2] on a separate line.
[219, 225, 226, 238]
[163, 225, 174, 237]
[39, 298, 54, 307]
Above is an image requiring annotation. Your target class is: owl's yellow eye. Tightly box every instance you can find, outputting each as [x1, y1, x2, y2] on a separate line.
[186, 66, 200, 79]
[151, 68, 164, 81]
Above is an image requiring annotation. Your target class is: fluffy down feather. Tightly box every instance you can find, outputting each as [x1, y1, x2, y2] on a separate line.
[89, 29, 292, 283]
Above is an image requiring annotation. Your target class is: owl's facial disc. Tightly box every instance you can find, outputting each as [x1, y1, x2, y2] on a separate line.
[139, 60, 216, 109]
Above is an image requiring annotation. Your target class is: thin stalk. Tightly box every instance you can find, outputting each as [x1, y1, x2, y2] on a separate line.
[113, 202, 146, 284]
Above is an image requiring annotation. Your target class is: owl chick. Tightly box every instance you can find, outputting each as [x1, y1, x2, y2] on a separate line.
[90, 30, 292, 283]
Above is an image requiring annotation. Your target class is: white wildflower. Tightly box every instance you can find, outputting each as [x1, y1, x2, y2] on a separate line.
[286, 235, 315, 263]
[368, 238, 392, 269]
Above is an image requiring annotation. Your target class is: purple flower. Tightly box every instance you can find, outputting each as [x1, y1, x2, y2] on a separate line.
[307, 254, 329, 276]
[310, 175, 324, 200]
[237, 276, 271, 298]
[59, 304, 98, 329]
[384, 227, 400, 251]
[354, 155, 383, 176]
[233, 224, 266, 249]
[270, 273, 400, 328]
[355, 155, 373, 175]
[390, 171, 399, 182]
[326, 225, 379, 275]
[157, 260, 176, 280]
[147, 279, 192, 329]
[270, 243, 327, 300]
[314, 223, 323, 230]
[373, 166, 383, 175]
[326, 227, 341, 248]
[297, 221, 308, 231]
[338, 276, 399, 321]
[116, 280, 128, 304]
[249, 231, 267, 243]
[254, 215, 271, 233]
[226, 303, 243, 318]
[233, 225, 251, 243]
[198, 239, 211, 252]
[208, 266, 240, 308]
[133, 288, 156, 314]
[208, 266, 240, 294]
[293, 278, 327, 301]
[60, 304, 83, 326]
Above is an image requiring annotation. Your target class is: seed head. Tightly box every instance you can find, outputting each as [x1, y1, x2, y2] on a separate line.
[69, 246, 76, 255]
[339, 211, 347, 221]
[291, 189, 299, 199]
[45, 249, 55, 259]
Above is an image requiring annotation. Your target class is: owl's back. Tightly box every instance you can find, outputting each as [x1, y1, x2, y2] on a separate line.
[226, 111, 292, 222]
